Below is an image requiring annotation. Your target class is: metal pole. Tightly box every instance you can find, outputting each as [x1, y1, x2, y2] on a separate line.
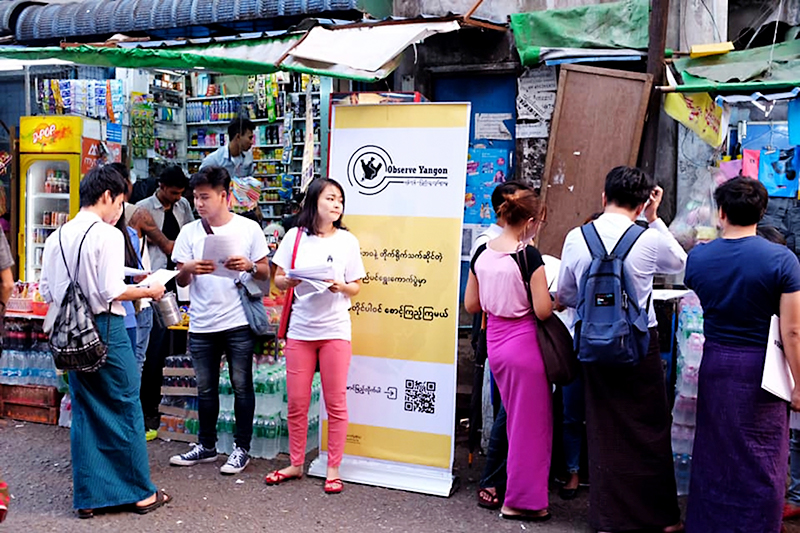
[23, 65, 31, 116]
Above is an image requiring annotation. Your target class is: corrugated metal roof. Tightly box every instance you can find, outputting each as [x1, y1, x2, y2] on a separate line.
[14, 0, 362, 43]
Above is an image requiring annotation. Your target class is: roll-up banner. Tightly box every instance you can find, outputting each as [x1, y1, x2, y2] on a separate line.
[308, 103, 471, 496]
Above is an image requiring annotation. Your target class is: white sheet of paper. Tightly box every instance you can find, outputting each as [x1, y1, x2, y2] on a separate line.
[651, 289, 693, 301]
[294, 279, 333, 297]
[288, 264, 335, 281]
[203, 234, 243, 278]
[762, 315, 795, 402]
[542, 255, 560, 293]
[136, 269, 179, 287]
[124, 267, 151, 277]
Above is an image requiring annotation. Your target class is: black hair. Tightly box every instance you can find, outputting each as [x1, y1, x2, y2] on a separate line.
[715, 177, 768, 226]
[107, 162, 130, 182]
[757, 225, 786, 245]
[228, 117, 255, 139]
[604, 166, 656, 210]
[79, 165, 128, 208]
[297, 178, 347, 236]
[158, 165, 189, 189]
[115, 214, 139, 269]
[491, 181, 532, 214]
[189, 166, 231, 193]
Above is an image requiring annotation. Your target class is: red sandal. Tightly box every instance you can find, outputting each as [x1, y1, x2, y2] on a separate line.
[264, 470, 303, 486]
[324, 478, 343, 494]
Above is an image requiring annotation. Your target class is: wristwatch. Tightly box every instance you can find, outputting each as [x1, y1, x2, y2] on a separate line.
[248, 263, 258, 275]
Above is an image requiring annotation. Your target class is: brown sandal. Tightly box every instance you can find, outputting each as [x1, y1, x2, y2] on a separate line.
[132, 490, 172, 515]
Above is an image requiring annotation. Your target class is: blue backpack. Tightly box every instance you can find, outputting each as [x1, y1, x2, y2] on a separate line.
[575, 222, 650, 365]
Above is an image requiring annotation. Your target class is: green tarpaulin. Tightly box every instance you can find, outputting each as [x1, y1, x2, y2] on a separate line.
[510, 0, 649, 66]
[672, 40, 800, 92]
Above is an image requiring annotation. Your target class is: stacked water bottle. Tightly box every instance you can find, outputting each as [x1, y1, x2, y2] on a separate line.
[216, 358, 321, 458]
[672, 292, 704, 495]
[0, 320, 60, 387]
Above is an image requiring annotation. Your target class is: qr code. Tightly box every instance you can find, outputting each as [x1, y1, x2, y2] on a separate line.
[404, 379, 436, 414]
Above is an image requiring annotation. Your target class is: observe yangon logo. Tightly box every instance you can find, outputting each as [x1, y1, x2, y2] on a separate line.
[347, 145, 448, 196]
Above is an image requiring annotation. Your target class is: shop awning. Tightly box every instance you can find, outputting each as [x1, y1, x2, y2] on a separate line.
[671, 40, 800, 93]
[0, 19, 461, 81]
[510, 0, 649, 66]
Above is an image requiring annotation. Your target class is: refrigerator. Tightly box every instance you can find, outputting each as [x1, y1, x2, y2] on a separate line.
[18, 116, 84, 281]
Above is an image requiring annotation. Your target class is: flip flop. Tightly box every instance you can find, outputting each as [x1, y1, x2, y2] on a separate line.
[132, 490, 172, 515]
[77, 509, 93, 519]
[477, 488, 501, 510]
[264, 470, 303, 486]
[324, 479, 343, 494]
[500, 511, 552, 522]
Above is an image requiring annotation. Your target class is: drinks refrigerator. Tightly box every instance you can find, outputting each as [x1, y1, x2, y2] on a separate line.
[18, 116, 84, 281]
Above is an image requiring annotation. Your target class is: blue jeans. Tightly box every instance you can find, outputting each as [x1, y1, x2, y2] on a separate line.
[134, 306, 153, 376]
[190, 326, 255, 452]
[789, 429, 800, 505]
[562, 375, 585, 474]
[479, 403, 508, 490]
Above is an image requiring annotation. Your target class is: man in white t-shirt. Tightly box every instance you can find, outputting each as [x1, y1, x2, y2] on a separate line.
[168, 166, 270, 476]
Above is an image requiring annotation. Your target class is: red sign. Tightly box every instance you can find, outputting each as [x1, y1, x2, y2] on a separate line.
[81, 139, 122, 175]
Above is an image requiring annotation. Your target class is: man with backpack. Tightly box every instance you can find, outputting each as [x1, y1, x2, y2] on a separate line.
[557, 166, 686, 533]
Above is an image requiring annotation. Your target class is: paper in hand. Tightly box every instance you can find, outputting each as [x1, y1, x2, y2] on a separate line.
[203, 234, 243, 278]
[124, 267, 151, 277]
[288, 264, 335, 297]
[136, 269, 179, 287]
[762, 315, 795, 402]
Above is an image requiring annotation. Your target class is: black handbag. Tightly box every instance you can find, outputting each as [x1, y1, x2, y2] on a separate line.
[516, 247, 579, 386]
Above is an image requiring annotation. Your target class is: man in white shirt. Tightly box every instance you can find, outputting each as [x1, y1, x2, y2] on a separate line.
[557, 166, 686, 533]
[133, 165, 195, 435]
[39, 166, 170, 516]
[169, 166, 270, 475]
[199, 118, 255, 178]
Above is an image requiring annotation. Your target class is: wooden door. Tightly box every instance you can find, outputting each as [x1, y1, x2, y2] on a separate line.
[538, 65, 653, 256]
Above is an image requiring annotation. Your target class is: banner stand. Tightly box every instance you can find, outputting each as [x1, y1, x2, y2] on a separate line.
[312, 102, 470, 497]
[309, 453, 455, 497]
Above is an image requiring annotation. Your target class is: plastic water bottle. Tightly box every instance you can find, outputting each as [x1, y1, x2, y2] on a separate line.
[280, 417, 289, 455]
[0, 350, 9, 384]
[265, 416, 279, 459]
[249, 417, 262, 458]
[216, 413, 231, 455]
[674, 453, 692, 495]
[58, 394, 72, 428]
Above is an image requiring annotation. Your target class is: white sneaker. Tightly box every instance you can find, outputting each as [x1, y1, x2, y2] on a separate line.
[220, 446, 250, 475]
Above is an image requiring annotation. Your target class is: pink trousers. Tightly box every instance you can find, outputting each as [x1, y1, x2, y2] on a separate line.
[285, 338, 351, 468]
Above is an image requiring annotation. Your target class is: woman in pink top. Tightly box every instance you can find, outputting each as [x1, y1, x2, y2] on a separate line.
[465, 190, 553, 522]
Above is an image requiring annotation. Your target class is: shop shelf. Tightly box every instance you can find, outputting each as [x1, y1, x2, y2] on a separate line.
[150, 85, 183, 96]
[186, 94, 253, 102]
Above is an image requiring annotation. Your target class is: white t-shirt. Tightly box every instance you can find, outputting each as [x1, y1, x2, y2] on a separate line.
[272, 227, 366, 341]
[172, 215, 269, 334]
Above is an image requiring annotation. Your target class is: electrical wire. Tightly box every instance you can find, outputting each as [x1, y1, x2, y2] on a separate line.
[768, 0, 785, 74]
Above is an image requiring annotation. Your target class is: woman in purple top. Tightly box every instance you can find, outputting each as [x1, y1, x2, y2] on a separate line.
[685, 177, 800, 533]
[465, 189, 553, 522]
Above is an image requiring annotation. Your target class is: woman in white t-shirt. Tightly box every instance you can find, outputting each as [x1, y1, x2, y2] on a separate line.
[265, 178, 365, 494]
